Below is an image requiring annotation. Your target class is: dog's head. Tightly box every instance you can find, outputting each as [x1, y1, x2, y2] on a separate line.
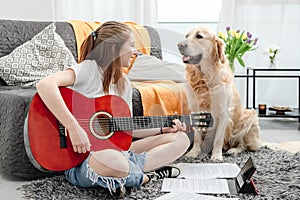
[178, 26, 226, 66]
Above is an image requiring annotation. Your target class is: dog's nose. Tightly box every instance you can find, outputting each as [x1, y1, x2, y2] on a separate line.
[178, 42, 187, 51]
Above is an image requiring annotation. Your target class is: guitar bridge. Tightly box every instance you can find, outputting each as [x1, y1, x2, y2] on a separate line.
[58, 122, 67, 148]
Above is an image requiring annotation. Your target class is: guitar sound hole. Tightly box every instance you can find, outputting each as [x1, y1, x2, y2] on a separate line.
[90, 111, 114, 140]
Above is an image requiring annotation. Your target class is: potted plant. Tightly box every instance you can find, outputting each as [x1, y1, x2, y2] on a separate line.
[218, 26, 258, 71]
[262, 44, 280, 69]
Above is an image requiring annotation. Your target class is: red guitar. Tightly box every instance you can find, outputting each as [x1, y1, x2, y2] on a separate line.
[25, 87, 213, 172]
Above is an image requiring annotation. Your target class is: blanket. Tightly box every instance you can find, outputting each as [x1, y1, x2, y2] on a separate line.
[132, 81, 189, 116]
[68, 20, 151, 62]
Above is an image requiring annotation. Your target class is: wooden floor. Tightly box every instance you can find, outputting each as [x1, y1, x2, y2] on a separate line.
[259, 118, 300, 143]
[259, 118, 300, 153]
[259, 117, 300, 131]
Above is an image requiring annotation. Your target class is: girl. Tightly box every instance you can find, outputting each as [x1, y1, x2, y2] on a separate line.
[36, 21, 190, 197]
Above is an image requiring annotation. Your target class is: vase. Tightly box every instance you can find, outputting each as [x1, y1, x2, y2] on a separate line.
[269, 58, 276, 69]
[229, 60, 235, 71]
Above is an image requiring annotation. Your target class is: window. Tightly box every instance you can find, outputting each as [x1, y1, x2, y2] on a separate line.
[156, 0, 222, 62]
[157, 0, 222, 34]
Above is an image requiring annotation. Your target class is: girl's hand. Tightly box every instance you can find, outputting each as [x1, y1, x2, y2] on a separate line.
[162, 119, 187, 133]
[67, 122, 91, 154]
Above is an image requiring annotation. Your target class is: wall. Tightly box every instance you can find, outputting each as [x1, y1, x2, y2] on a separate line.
[0, 0, 54, 21]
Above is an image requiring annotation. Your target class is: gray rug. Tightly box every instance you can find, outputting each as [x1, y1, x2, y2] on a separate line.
[18, 146, 300, 200]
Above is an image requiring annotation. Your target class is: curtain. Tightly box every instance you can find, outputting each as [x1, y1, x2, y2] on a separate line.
[51, 0, 157, 26]
[218, 0, 300, 109]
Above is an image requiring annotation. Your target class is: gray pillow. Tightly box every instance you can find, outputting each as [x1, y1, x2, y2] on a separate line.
[0, 23, 76, 87]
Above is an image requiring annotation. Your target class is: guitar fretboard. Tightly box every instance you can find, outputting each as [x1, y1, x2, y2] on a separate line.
[108, 115, 192, 131]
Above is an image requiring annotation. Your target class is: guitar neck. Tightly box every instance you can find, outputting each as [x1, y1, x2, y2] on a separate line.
[109, 115, 191, 132]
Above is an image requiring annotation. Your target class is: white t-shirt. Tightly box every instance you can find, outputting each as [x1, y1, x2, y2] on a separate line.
[68, 60, 133, 115]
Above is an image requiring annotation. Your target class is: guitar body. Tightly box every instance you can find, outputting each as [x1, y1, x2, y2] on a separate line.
[27, 87, 132, 171]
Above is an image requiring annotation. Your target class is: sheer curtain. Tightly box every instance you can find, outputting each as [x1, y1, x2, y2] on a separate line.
[218, 0, 300, 108]
[51, 0, 157, 26]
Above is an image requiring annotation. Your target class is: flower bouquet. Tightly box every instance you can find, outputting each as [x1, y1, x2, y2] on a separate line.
[218, 26, 258, 71]
[262, 45, 280, 69]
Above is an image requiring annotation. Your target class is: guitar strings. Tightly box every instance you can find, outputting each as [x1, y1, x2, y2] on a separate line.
[56, 115, 208, 125]
[68, 114, 206, 123]
[56, 114, 209, 132]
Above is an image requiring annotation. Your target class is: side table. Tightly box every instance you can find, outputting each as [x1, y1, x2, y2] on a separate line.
[235, 68, 300, 122]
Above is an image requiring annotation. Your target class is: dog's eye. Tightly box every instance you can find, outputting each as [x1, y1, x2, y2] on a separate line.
[196, 34, 204, 39]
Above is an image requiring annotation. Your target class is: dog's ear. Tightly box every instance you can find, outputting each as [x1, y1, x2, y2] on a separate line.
[215, 38, 226, 64]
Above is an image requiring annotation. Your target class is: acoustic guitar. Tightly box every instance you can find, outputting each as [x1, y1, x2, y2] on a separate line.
[25, 87, 213, 172]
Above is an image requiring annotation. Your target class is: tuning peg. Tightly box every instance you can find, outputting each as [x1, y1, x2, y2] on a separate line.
[195, 127, 207, 131]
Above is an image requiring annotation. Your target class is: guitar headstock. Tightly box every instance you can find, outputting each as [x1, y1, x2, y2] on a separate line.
[190, 112, 213, 130]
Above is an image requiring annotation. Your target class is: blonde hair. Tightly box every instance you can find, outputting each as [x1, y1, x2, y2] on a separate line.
[79, 21, 131, 95]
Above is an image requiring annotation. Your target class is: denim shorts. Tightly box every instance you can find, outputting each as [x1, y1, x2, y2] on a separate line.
[64, 151, 146, 194]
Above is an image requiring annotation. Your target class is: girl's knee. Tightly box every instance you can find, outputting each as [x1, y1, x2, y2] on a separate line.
[172, 131, 190, 150]
[164, 131, 190, 149]
[89, 150, 129, 178]
[176, 131, 190, 151]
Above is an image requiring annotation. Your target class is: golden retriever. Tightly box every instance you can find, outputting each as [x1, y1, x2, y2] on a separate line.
[178, 26, 262, 161]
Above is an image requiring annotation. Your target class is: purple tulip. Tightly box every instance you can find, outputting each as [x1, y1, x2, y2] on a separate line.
[226, 26, 230, 31]
[246, 39, 251, 44]
[253, 37, 258, 45]
[247, 32, 252, 38]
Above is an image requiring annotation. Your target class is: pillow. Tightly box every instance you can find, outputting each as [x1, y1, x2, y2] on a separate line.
[0, 23, 76, 87]
[127, 54, 186, 83]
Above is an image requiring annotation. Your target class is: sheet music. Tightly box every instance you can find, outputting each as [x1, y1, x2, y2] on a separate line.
[176, 163, 240, 179]
[161, 178, 230, 194]
[155, 192, 240, 200]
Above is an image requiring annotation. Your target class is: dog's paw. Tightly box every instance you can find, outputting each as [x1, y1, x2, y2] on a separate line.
[210, 153, 223, 162]
[185, 149, 199, 158]
[226, 147, 244, 155]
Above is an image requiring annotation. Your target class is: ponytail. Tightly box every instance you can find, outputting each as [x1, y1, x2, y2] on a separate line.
[78, 34, 95, 63]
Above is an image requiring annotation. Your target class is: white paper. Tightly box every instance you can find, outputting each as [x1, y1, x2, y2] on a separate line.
[176, 163, 241, 179]
[155, 192, 240, 200]
[161, 178, 230, 194]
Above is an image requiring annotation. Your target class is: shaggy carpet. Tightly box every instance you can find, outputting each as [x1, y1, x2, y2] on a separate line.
[18, 146, 300, 200]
